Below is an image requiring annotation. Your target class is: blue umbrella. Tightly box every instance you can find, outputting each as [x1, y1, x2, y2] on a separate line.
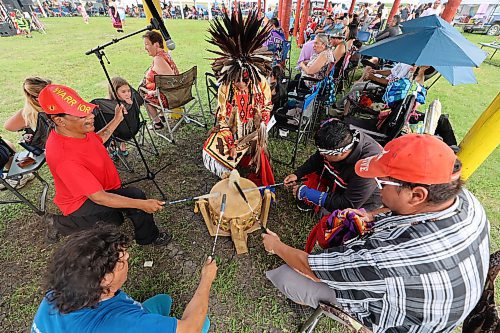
[360, 15, 487, 67]
[433, 66, 477, 85]
[401, 14, 458, 33]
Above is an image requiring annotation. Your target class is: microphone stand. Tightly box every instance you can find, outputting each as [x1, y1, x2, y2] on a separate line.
[85, 23, 169, 199]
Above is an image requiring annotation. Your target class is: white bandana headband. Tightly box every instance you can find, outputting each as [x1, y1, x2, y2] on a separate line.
[317, 130, 360, 156]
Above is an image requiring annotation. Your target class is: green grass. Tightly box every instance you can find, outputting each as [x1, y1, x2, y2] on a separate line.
[0, 17, 498, 332]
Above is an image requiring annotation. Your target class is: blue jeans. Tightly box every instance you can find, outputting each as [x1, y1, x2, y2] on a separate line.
[142, 294, 210, 333]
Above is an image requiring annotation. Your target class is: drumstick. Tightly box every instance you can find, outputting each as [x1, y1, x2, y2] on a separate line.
[233, 182, 268, 234]
[242, 177, 308, 193]
[210, 194, 227, 258]
[165, 192, 220, 205]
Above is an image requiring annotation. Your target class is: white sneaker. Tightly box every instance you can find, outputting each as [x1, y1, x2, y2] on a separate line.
[0, 173, 35, 190]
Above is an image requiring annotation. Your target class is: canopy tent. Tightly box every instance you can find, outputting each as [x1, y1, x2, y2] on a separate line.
[459, 0, 499, 4]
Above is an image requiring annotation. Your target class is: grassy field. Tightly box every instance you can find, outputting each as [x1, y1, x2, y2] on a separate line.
[0, 17, 498, 332]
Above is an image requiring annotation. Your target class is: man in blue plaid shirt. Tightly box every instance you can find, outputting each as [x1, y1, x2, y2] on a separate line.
[262, 134, 490, 333]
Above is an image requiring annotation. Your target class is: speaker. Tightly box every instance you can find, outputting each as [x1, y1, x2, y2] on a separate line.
[0, 22, 17, 37]
[2, 0, 21, 11]
[18, 0, 33, 6]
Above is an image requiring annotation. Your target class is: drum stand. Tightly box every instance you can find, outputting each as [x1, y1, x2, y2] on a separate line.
[85, 25, 168, 199]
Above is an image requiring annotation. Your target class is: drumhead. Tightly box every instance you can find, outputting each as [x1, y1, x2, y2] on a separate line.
[209, 178, 261, 219]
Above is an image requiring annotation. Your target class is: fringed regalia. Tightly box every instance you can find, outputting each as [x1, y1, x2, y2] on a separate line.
[203, 7, 275, 186]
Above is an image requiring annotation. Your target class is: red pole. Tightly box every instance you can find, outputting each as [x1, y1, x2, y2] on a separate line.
[323, 0, 328, 9]
[441, 0, 462, 23]
[278, 0, 282, 21]
[387, 0, 401, 25]
[257, 0, 261, 15]
[282, 0, 293, 39]
[293, 0, 302, 38]
[348, 0, 356, 15]
[297, 0, 309, 46]
[263, 0, 266, 13]
[281, 0, 287, 23]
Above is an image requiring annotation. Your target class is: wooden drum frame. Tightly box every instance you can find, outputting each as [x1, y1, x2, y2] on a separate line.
[194, 177, 271, 254]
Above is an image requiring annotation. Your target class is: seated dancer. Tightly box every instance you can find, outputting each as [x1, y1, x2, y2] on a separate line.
[284, 120, 381, 213]
[203, 8, 274, 186]
[263, 134, 490, 332]
[38, 84, 171, 246]
[32, 226, 216, 333]
[139, 31, 180, 130]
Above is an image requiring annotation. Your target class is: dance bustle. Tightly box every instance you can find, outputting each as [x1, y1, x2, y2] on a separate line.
[206, 7, 273, 85]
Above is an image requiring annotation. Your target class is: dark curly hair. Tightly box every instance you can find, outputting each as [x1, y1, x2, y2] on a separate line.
[45, 226, 130, 314]
[314, 119, 353, 150]
[143, 30, 164, 49]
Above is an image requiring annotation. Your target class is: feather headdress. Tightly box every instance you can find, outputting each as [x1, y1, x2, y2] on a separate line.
[207, 7, 273, 85]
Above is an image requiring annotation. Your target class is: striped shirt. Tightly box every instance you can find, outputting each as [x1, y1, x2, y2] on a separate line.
[308, 189, 490, 333]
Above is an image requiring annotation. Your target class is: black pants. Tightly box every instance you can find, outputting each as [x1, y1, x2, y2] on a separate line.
[53, 187, 160, 245]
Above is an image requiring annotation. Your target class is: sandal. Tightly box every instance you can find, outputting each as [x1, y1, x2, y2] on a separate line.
[153, 122, 164, 130]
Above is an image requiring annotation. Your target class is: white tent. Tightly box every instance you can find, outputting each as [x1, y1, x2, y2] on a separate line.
[460, 0, 499, 4]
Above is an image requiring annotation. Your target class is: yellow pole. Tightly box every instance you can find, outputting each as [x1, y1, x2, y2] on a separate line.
[457, 93, 500, 180]
[144, 0, 167, 49]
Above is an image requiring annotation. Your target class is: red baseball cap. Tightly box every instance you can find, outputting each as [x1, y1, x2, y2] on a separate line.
[38, 84, 97, 117]
[355, 134, 461, 184]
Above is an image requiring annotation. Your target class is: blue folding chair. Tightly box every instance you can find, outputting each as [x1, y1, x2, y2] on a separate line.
[271, 88, 319, 167]
[357, 31, 371, 44]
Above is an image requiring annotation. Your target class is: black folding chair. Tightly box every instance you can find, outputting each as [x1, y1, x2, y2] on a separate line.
[271, 87, 320, 168]
[345, 94, 417, 145]
[91, 87, 159, 173]
[300, 302, 373, 333]
[205, 71, 219, 124]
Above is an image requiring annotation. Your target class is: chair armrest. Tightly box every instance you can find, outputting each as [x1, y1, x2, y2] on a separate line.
[349, 125, 388, 143]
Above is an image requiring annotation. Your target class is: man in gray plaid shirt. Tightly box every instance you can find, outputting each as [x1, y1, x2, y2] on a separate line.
[262, 134, 490, 333]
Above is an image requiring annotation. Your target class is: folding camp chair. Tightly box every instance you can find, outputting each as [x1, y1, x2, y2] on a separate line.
[91, 88, 159, 173]
[205, 72, 219, 122]
[282, 40, 292, 79]
[0, 139, 49, 216]
[345, 94, 417, 145]
[271, 88, 319, 168]
[356, 31, 371, 44]
[143, 66, 208, 144]
[300, 302, 373, 333]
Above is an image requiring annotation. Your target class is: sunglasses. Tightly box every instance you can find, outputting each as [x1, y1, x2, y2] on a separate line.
[375, 177, 402, 190]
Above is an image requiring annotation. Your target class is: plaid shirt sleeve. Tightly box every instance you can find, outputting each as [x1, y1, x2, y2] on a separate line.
[308, 240, 386, 287]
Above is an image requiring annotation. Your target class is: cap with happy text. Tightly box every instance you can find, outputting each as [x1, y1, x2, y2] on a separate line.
[38, 84, 97, 117]
[355, 134, 461, 184]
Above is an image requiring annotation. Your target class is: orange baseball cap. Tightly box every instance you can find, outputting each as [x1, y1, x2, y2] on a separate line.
[38, 84, 97, 117]
[355, 134, 461, 184]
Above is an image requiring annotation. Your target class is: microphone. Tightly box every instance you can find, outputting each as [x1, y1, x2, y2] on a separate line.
[143, 0, 176, 50]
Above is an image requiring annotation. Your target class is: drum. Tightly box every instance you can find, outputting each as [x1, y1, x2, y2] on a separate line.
[194, 177, 271, 254]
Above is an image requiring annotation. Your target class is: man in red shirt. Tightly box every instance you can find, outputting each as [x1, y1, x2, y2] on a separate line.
[39, 84, 171, 246]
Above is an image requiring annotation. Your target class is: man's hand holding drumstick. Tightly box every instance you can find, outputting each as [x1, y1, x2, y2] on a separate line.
[284, 174, 302, 197]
